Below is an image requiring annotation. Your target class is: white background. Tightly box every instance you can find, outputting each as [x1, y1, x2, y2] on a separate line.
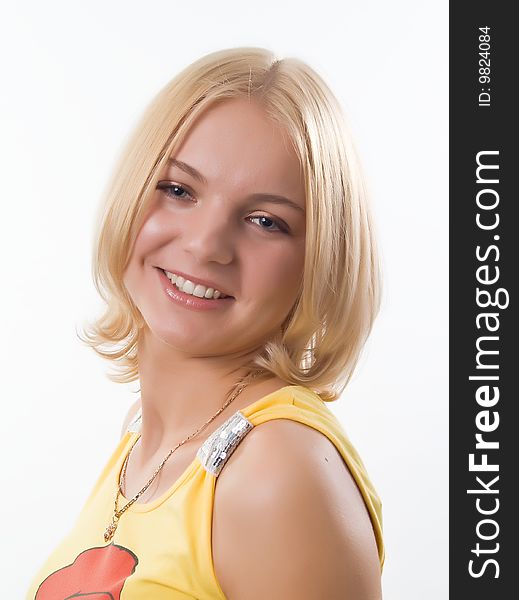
[1, 1, 448, 597]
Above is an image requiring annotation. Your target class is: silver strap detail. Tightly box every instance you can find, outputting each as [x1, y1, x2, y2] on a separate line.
[127, 408, 142, 433]
[196, 411, 254, 477]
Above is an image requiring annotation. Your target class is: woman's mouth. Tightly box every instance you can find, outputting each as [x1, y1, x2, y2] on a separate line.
[156, 268, 235, 312]
[159, 268, 232, 299]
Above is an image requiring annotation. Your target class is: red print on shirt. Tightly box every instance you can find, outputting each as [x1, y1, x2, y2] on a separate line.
[34, 543, 138, 599]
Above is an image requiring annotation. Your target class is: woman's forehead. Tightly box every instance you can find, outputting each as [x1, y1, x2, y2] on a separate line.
[175, 99, 294, 162]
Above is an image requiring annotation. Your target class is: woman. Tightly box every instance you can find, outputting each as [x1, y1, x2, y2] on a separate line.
[27, 47, 385, 599]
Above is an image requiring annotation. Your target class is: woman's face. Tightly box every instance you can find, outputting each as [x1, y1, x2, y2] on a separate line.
[123, 97, 306, 357]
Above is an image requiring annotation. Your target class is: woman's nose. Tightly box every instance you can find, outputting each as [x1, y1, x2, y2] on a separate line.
[182, 205, 235, 265]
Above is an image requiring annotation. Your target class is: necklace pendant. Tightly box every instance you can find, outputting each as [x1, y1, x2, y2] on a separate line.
[104, 516, 119, 542]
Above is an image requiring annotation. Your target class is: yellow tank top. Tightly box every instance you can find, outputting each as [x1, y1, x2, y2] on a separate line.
[26, 385, 384, 599]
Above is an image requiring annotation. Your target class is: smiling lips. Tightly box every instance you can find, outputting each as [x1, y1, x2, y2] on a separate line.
[159, 268, 233, 299]
[157, 268, 234, 312]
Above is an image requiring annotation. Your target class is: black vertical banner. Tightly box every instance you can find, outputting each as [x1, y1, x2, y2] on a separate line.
[450, 2, 517, 597]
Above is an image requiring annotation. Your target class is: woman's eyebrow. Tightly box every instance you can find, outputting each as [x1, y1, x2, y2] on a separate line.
[166, 158, 305, 214]
[248, 193, 305, 214]
[167, 158, 207, 185]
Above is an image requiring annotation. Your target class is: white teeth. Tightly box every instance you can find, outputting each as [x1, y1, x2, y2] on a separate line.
[181, 280, 195, 295]
[163, 270, 228, 299]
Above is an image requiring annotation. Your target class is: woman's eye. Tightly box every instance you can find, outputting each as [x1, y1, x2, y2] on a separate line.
[157, 182, 193, 201]
[156, 182, 287, 234]
[249, 215, 288, 234]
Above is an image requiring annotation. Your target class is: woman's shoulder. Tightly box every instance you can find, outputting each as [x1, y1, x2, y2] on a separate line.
[211, 404, 382, 598]
[215, 392, 365, 503]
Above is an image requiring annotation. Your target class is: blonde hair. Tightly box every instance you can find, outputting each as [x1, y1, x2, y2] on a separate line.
[77, 47, 383, 402]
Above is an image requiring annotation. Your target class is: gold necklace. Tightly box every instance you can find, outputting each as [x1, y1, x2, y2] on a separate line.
[104, 372, 259, 542]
